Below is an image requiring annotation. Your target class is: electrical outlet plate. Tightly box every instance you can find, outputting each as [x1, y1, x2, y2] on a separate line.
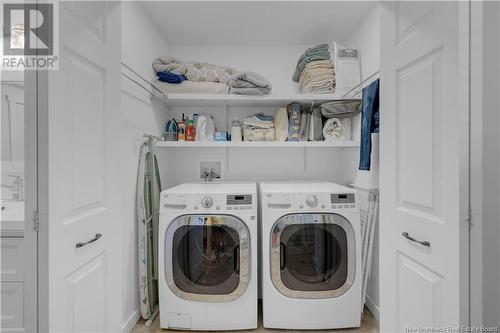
[200, 160, 222, 181]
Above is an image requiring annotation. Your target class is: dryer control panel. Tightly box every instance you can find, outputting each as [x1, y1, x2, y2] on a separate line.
[294, 192, 331, 210]
[264, 191, 357, 211]
[331, 193, 356, 209]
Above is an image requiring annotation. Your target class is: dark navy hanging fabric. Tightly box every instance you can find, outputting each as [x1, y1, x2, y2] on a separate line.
[359, 79, 380, 171]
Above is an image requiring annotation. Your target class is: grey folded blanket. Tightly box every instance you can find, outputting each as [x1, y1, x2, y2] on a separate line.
[320, 100, 362, 118]
[292, 44, 331, 82]
[230, 72, 272, 95]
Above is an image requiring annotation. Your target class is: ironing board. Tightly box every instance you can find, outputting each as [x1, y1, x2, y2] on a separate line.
[137, 140, 161, 324]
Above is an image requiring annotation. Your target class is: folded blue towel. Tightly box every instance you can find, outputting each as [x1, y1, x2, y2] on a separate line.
[255, 113, 273, 122]
[292, 44, 331, 82]
[157, 71, 186, 84]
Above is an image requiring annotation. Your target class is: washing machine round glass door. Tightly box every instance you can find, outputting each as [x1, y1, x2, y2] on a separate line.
[270, 213, 355, 299]
[165, 215, 250, 302]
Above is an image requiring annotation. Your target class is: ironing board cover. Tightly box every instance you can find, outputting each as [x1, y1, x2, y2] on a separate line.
[137, 143, 161, 320]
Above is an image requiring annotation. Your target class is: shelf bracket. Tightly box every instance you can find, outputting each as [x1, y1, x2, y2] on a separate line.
[303, 147, 307, 171]
[223, 101, 230, 172]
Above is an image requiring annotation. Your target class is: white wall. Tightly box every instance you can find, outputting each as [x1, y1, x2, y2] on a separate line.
[162, 145, 353, 189]
[482, 1, 500, 327]
[169, 45, 318, 96]
[120, 2, 170, 332]
[342, 3, 381, 320]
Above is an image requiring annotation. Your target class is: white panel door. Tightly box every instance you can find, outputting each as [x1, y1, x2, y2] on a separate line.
[44, 2, 121, 332]
[380, 1, 469, 331]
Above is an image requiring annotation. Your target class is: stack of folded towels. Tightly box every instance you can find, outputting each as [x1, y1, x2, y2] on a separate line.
[243, 113, 275, 141]
[299, 60, 335, 94]
[292, 44, 335, 94]
[152, 57, 272, 95]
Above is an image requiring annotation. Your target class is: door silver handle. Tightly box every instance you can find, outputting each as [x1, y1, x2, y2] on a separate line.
[76, 233, 102, 248]
[402, 232, 430, 247]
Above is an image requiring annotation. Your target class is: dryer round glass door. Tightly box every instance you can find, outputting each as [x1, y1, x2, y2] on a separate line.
[165, 215, 250, 302]
[270, 213, 356, 299]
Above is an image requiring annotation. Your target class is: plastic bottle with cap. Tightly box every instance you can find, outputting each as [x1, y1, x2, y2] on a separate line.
[231, 118, 242, 142]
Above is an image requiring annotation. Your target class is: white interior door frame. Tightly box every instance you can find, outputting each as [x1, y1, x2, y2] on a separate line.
[36, 60, 49, 333]
[24, 70, 39, 333]
[469, 1, 484, 326]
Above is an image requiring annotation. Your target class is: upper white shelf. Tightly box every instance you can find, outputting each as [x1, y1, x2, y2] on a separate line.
[155, 140, 359, 148]
[151, 93, 358, 108]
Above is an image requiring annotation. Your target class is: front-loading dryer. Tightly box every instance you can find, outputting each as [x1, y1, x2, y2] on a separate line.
[159, 182, 257, 330]
[260, 181, 362, 329]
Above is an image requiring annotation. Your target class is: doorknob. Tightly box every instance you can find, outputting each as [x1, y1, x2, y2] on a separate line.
[76, 233, 102, 248]
[402, 232, 430, 247]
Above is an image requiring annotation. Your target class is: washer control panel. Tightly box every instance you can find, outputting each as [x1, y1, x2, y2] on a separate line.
[189, 193, 254, 211]
[190, 194, 224, 211]
[162, 192, 255, 214]
[306, 195, 319, 208]
[331, 193, 355, 204]
[227, 195, 252, 205]
[294, 193, 330, 210]
[201, 196, 214, 208]
[226, 194, 253, 211]
[331, 193, 356, 209]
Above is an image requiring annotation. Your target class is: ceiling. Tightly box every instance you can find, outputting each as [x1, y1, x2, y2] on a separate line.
[140, 1, 375, 46]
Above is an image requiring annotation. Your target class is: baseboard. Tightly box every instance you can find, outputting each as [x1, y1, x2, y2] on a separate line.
[121, 307, 141, 333]
[365, 295, 380, 322]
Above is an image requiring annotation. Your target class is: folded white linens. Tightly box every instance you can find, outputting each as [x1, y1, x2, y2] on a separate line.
[243, 113, 274, 129]
[243, 127, 275, 142]
[299, 59, 336, 94]
[301, 80, 336, 94]
[151, 80, 230, 95]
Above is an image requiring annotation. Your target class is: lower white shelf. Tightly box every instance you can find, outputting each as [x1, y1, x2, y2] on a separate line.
[155, 140, 360, 148]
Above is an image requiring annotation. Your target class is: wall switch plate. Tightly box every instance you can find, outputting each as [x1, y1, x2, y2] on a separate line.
[200, 161, 222, 181]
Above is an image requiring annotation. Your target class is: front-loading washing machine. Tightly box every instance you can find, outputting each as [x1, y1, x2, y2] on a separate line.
[260, 181, 362, 329]
[159, 182, 257, 330]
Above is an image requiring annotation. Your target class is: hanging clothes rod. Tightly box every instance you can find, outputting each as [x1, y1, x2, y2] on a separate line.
[121, 62, 167, 97]
[342, 70, 380, 98]
[345, 182, 373, 192]
[143, 134, 163, 141]
[121, 72, 156, 96]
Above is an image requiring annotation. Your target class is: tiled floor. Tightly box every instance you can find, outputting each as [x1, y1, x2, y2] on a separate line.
[131, 306, 379, 333]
